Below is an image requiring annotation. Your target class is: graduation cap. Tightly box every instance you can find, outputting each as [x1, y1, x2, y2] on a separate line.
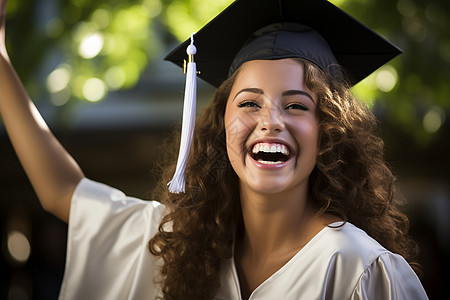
[165, 0, 402, 193]
[165, 0, 402, 87]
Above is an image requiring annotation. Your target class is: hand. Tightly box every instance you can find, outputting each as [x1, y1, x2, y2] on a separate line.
[0, 0, 8, 59]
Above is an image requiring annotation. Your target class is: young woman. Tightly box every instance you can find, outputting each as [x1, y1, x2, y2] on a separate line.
[1, 0, 428, 299]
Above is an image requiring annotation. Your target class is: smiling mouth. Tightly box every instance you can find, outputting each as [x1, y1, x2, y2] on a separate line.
[250, 142, 291, 164]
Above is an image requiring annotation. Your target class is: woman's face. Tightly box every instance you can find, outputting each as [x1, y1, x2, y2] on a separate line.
[224, 59, 319, 195]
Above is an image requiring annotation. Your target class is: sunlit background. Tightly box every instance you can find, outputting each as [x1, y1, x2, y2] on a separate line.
[1, 0, 448, 299]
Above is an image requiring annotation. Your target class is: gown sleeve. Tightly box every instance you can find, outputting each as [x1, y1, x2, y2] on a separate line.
[58, 178, 166, 300]
[351, 252, 428, 300]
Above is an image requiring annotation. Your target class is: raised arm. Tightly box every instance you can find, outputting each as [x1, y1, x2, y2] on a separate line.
[0, 0, 84, 222]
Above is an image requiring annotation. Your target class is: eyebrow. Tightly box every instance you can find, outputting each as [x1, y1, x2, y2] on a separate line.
[233, 88, 315, 103]
[233, 88, 264, 101]
[282, 90, 315, 103]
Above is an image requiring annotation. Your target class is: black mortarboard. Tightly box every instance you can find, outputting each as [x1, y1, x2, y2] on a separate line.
[165, 0, 402, 87]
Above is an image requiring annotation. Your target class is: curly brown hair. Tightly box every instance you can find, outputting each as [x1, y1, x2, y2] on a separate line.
[149, 59, 419, 299]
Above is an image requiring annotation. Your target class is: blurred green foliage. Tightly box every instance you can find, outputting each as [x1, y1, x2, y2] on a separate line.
[5, 0, 232, 105]
[331, 0, 450, 147]
[6, 0, 163, 104]
[4, 0, 449, 147]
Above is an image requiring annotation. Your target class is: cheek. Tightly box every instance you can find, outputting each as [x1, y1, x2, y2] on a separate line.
[225, 117, 248, 158]
[294, 119, 320, 150]
[224, 111, 256, 161]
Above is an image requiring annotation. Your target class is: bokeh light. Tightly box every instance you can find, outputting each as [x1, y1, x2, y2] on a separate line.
[7, 231, 31, 263]
[376, 66, 398, 92]
[397, 0, 417, 17]
[50, 87, 72, 106]
[425, 2, 445, 25]
[104, 66, 127, 90]
[423, 106, 446, 133]
[45, 17, 65, 38]
[91, 8, 112, 29]
[79, 33, 104, 59]
[142, 0, 163, 18]
[46, 65, 72, 93]
[82, 78, 107, 102]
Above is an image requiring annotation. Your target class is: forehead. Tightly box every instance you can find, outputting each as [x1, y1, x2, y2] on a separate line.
[230, 59, 313, 97]
[234, 59, 305, 86]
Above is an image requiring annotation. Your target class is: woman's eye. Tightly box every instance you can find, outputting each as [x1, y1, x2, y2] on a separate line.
[286, 103, 309, 111]
[237, 101, 260, 108]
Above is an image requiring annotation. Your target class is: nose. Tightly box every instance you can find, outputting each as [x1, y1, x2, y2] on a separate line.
[259, 106, 285, 133]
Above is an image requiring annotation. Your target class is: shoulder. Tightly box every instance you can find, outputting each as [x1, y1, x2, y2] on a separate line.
[317, 222, 427, 299]
[351, 252, 428, 299]
[322, 222, 388, 266]
[68, 178, 167, 247]
[308, 222, 387, 288]
[71, 178, 166, 222]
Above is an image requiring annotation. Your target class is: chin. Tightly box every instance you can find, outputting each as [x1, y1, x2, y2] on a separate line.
[243, 177, 298, 195]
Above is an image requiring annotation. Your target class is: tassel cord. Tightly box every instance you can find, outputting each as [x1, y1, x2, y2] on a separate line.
[168, 35, 197, 193]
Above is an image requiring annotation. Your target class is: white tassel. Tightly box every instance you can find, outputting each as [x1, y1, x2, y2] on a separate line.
[168, 34, 197, 193]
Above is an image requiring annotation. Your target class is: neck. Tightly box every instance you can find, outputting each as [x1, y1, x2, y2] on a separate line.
[237, 183, 315, 260]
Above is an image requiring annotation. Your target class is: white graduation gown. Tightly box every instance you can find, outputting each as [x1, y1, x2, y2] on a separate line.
[58, 179, 428, 300]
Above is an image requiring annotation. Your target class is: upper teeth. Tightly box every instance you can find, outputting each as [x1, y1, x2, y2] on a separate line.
[252, 143, 290, 156]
